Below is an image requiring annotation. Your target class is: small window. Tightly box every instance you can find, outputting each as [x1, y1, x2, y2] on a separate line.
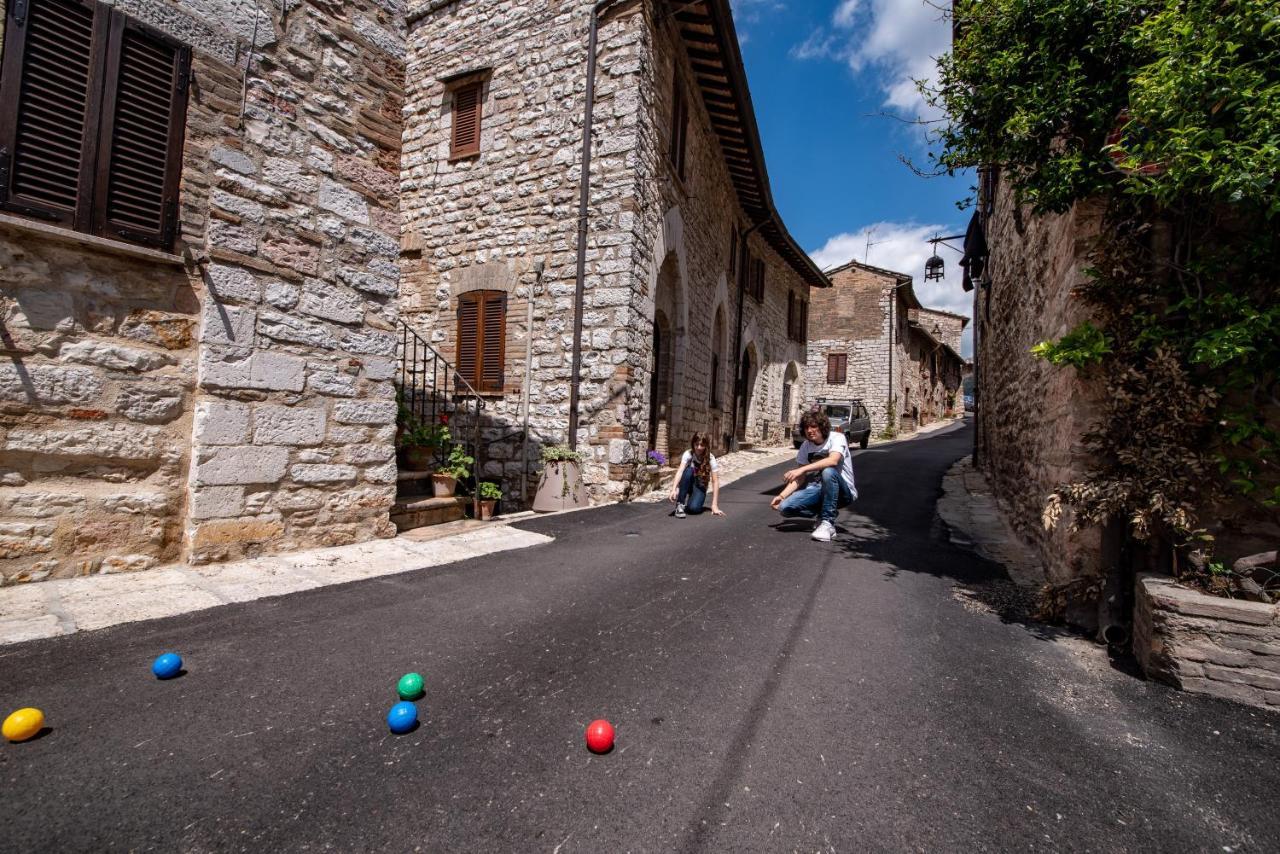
[787, 292, 795, 338]
[728, 226, 738, 276]
[456, 290, 506, 393]
[799, 300, 808, 344]
[826, 353, 847, 385]
[751, 258, 765, 302]
[0, 0, 190, 249]
[668, 74, 688, 180]
[450, 80, 483, 159]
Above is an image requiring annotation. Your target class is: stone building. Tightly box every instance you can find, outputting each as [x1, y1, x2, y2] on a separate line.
[0, 0, 822, 584]
[399, 0, 827, 503]
[0, 0, 406, 582]
[804, 260, 965, 435]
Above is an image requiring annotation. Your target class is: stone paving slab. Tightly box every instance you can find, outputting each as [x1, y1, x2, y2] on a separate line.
[0, 522, 554, 646]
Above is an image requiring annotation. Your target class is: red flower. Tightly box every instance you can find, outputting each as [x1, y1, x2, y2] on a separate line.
[439, 413, 450, 425]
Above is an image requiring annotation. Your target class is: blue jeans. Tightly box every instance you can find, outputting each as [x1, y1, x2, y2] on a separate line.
[676, 466, 708, 513]
[778, 467, 854, 524]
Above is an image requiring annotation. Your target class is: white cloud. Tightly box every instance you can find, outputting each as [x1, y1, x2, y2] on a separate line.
[809, 221, 974, 358]
[792, 0, 950, 123]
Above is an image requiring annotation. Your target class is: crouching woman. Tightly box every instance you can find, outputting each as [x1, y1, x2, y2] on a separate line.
[668, 433, 725, 518]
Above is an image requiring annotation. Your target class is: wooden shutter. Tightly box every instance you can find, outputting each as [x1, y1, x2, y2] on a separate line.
[456, 290, 505, 393]
[787, 292, 795, 340]
[669, 77, 687, 180]
[728, 226, 737, 275]
[479, 291, 506, 392]
[752, 259, 765, 302]
[451, 81, 482, 159]
[0, 0, 105, 228]
[93, 14, 188, 248]
[456, 294, 479, 388]
[827, 353, 847, 385]
[799, 300, 808, 344]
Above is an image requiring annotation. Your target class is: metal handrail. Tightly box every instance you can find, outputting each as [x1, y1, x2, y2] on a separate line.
[396, 319, 486, 511]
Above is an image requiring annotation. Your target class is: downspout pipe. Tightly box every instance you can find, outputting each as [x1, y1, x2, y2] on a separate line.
[567, 0, 620, 451]
[729, 214, 772, 450]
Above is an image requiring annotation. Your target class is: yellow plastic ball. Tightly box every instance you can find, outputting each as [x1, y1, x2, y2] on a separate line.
[3, 707, 44, 742]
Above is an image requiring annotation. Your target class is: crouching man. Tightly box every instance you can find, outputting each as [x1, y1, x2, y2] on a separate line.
[770, 410, 858, 541]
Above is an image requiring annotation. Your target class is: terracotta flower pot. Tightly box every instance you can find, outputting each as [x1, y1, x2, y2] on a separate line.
[431, 473, 457, 497]
[477, 499, 497, 520]
[403, 445, 438, 471]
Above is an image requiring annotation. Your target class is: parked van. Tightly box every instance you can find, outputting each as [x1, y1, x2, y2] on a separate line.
[793, 399, 873, 449]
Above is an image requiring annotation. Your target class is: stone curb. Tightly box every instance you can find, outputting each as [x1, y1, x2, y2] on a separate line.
[936, 454, 1044, 590]
[0, 523, 553, 646]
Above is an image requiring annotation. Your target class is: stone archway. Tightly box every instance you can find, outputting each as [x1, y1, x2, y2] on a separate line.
[649, 309, 674, 456]
[782, 361, 801, 427]
[738, 341, 759, 443]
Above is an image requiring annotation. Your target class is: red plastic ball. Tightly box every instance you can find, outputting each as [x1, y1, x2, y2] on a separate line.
[585, 719, 614, 753]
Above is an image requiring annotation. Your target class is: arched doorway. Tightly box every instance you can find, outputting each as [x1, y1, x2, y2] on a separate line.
[737, 342, 758, 443]
[649, 310, 673, 456]
[782, 361, 801, 428]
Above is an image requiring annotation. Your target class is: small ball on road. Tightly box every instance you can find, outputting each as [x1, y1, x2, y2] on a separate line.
[397, 672, 424, 701]
[387, 701, 418, 734]
[585, 719, 614, 754]
[151, 653, 183, 679]
[3, 707, 44, 743]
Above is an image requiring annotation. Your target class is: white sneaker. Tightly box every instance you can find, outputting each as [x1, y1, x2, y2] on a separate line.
[811, 521, 836, 542]
[675, 503, 686, 518]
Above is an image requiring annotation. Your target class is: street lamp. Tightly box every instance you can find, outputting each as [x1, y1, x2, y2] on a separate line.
[924, 233, 966, 281]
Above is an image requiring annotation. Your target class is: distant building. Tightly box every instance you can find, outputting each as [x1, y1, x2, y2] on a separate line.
[804, 260, 966, 435]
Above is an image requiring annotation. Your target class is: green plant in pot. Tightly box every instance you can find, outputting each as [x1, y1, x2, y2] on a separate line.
[432, 443, 473, 497]
[397, 405, 451, 471]
[476, 480, 502, 520]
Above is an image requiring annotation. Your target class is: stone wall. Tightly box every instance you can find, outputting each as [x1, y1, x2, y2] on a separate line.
[975, 179, 1107, 592]
[0, 0, 406, 581]
[1136, 574, 1280, 711]
[400, 0, 810, 504]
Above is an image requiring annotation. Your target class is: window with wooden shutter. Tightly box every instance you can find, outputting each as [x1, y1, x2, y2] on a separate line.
[728, 226, 737, 276]
[752, 258, 765, 302]
[799, 300, 808, 344]
[826, 353, 847, 385]
[669, 76, 688, 180]
[0, 0, 188, 249]
[450, 80, 482, 159]
[456, 290, 506, 393]
[787, 291, 795, 340]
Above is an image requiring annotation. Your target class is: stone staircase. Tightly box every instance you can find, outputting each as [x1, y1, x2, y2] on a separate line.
[394, 320, 485, 533]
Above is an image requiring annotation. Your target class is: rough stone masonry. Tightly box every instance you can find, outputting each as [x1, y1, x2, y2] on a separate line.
[0, 0, 406, 581]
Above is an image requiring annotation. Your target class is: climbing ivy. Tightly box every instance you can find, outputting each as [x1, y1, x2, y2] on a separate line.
[928, 1, 1280, 575]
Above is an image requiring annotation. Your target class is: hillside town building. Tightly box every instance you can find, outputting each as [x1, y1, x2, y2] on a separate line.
[0, 0, 823, 584]
[805, 260, 966, 436]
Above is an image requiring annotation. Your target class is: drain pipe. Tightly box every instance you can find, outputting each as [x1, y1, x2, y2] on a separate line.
[520, 261, 544, 507]
[567, 0, 620, 451]
[729, 215, 772, 450]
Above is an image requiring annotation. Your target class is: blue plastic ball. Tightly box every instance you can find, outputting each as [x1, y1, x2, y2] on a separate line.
[152, 652, 183, 679]
[387, 701, 418, 734]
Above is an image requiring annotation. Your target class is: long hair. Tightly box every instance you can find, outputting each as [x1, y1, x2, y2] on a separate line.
[689, 433, 712, 485]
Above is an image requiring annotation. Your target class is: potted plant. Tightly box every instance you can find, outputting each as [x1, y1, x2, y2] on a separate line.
[396, 402, 450, 471]
[476, 481, 502, 520]
[432, 443, 473, 497]
[532, 444, 587, 512]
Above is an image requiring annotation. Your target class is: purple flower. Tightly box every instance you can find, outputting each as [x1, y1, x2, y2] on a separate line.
[646, 450, 668, 466]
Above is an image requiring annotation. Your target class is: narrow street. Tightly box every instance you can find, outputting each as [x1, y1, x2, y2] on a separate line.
[2, 423, 1277, 852]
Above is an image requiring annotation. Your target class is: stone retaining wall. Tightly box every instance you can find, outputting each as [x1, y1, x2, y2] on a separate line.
[1135, 574, 1280, 711]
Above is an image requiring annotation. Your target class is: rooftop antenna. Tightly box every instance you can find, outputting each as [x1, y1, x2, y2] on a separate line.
[864, 228, 882, 264]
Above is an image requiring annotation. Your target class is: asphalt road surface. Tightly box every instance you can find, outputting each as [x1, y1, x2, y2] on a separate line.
[2, 423, 1278, 852]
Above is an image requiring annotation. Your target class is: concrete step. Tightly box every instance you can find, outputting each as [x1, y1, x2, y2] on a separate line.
[389, 495, 468, 533]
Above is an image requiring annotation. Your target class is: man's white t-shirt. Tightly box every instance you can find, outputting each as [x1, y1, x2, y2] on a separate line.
[680, 450, 719, 474]
[796, 431, 857, 497]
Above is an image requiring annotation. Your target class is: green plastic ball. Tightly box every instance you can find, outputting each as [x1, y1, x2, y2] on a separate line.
[397, 672, 425, 701]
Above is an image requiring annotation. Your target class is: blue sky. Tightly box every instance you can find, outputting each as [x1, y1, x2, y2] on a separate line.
[730, 0, 975, 355]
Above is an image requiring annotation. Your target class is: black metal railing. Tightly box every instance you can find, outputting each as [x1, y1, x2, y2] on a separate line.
[396, 318, 486, 490]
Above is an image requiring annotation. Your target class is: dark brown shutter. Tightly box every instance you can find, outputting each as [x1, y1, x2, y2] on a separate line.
[787, 292, 795, 340]
[800, 300, 808, 344]
[669, 77, 687, 180]
[93, 13, 188, 248]
[827, 353, 847, 385]
[456, 294, 479, 388]
[479, 291, 506, 392]
[728, 226, 737, 275]
[451, 81, 482, 159]
[0, 0, 105, 228]
[752, 259, 765, 302]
